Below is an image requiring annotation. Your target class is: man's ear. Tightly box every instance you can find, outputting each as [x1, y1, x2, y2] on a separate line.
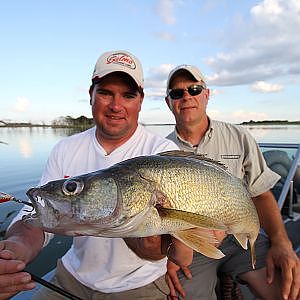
[89, 85, 94, 105]
[138, 94, 144, 112]
[165, 97, 172, 110]
[204, 88, 210, 105]
[140, 92, 144, 104]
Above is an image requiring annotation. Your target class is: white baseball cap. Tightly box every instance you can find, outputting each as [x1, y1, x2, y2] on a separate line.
[166, 64, 207, 94]
[92, 50, 144, 89]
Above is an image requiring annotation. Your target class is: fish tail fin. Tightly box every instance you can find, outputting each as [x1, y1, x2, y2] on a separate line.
[174, 228, 226, 260]
[234, 233, 257, 269]
[233, 233, 249, 250]
[250, 238, 257, 269]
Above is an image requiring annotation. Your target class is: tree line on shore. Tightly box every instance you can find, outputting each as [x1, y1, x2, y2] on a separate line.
[0, 116, 94, 128]
[0, 116, 299, 127]
[239, 120, 300, 125]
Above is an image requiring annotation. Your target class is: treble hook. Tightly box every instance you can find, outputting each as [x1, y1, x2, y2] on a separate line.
[0, 191, 34, 212]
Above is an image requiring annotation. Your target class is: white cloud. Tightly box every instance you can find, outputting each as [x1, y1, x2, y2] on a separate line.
[145, 63, 174, 98]
[251, 0, 283, 18]
[156, 0, 177, 25]
[251, 81, 283, 93]
[206, 0, 300, 86]
[14, 97, 30, 112]
[154, 31, 176, 41]
[151, 63, 173, 74]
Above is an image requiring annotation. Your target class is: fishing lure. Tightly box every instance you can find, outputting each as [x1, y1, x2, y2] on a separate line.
[0, 191, 34, 212]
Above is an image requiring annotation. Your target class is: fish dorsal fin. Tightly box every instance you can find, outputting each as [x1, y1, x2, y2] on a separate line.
[158, 207, 227, 231]
[158, 150, 227, 170]
[173, 230, 225, 259]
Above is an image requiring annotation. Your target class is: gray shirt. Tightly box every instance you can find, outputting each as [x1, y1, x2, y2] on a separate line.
[166, 119, 280, 197]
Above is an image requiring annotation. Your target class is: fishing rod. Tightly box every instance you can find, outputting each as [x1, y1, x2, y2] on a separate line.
[0, 191, 83, 300]
[27, 272, 84, 300]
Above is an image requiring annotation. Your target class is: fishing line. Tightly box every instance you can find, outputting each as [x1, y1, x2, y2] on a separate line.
[0, 191, 34, 212]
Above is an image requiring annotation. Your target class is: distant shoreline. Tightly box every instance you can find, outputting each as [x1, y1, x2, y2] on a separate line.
[143, 120, 300, 126]
[239, 120, 300, 126]
[0, 120, 299, 128]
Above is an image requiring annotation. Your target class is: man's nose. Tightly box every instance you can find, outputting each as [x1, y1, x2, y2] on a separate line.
[109, 95, 122, 110]
[182, 89, 191, 99]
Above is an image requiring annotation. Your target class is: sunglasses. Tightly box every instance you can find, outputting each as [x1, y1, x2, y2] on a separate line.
[168, 84, 205, 100]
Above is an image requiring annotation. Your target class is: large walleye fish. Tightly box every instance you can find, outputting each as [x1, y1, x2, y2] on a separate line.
[24, 151, 260, 268]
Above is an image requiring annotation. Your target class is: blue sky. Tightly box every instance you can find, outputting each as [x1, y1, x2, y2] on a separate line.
[1, 0, 299, 124]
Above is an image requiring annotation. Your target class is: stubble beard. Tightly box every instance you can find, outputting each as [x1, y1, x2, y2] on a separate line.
[97, 121, 138, 142]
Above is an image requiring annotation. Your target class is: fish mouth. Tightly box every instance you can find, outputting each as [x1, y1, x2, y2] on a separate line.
[24, 187, 46, 218]
[26, 187, 46, 211]
[23, 187, 73, 228]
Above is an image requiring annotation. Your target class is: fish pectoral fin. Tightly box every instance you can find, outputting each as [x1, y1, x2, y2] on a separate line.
[233, 233, 249, 250]
[158, 207, 227, 230]
[183, 227, 220, 244]
[173, 230, 225, 259]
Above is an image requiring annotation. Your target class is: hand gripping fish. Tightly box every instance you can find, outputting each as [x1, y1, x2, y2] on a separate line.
[23, 151, 260, 268]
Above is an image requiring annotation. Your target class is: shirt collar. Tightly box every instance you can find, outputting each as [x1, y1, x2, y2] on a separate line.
[174, 116, 214, 147]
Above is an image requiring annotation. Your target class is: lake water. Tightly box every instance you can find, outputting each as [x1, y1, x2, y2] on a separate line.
[0, 124, 299, 286]
[0, 124, 299, 232]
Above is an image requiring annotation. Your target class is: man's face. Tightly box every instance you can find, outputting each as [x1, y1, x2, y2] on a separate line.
[166, 74, 209, 127]
[90, 73, 143, 143]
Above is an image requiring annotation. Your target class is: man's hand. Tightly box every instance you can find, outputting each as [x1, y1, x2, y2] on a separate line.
[166, 260, 187, 299]
[0, 240, 35, 299]
[265, 243, 300, 300]
[0, 220, 44, 299]
[166, 239, 193, 299]
[166, 230, 226, 299]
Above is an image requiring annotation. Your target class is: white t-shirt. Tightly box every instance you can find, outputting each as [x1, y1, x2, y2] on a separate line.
[14, 125, 178, 293]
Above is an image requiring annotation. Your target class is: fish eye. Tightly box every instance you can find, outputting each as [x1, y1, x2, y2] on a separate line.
[62, 179, 84, 196]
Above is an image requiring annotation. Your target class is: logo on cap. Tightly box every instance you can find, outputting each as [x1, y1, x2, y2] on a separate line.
[106, 53, 136, 70]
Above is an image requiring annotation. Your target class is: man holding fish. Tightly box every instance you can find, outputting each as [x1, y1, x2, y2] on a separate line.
[165, 64, 300, 300]
[0, 50, 180, 299]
